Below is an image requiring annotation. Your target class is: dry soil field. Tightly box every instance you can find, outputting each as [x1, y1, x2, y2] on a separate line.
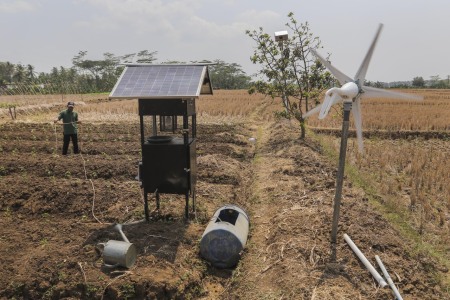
[0, 90, 449, 299]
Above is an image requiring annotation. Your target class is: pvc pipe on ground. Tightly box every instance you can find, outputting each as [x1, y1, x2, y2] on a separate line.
[375, 255, 403, 300]
[123, 219, 146, 226]
[343, 234, 387, 287]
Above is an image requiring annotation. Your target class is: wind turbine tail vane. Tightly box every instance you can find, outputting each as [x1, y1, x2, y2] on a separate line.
[355, 23, 383, 83]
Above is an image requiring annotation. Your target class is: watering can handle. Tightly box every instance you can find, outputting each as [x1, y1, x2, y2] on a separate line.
[96, 243, 120, 268]
[103, 263, 120, 268]
[97, 243, 106, 253]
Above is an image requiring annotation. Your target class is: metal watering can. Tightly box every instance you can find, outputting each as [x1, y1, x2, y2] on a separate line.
[99, 224, 137, 268]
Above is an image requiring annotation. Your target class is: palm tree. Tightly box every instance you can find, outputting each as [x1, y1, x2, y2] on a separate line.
[26, 64, 36, 82]
[13, 64, 26, 83]
[4, 62, 15, 83]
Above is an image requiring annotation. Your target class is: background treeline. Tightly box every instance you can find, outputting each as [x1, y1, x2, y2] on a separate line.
[0, 50, 253, 95]
[365, 75, 450, 89]
[1, 49, 447, 96]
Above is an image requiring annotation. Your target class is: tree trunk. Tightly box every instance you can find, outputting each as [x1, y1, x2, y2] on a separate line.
[300, 118, 306, 139]
[9, 107, 15, 120]
[281, 94, 289, 114]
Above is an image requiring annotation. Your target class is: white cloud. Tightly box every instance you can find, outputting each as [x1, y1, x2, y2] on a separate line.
[236, 9, 280, 26]
[75, 0, 206, 39]
[75, 0, 281, 46]
[0, 0, 36, 13]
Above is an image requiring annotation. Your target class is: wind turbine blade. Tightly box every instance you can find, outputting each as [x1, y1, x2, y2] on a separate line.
[362, 86, 423, 101]
[352, 98, 364, 153]
[355, 24, 383, 83]
[303, 104, 322, 118]
[311, 49, 352, 85]
[319, 90, 341, 119]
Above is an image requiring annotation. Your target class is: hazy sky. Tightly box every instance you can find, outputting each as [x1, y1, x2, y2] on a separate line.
[1, 0, 449, 82]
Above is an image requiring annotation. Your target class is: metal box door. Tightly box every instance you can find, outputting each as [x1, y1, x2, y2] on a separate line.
[141, 138, 195, 194]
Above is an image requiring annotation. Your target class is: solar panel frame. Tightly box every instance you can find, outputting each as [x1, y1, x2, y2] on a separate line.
[109, 64, 212, 99]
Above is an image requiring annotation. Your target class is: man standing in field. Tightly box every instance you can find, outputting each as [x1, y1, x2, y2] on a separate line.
[54, 101, 81, 155]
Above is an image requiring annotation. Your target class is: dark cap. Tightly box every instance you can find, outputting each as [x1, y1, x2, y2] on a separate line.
[67, 101, 75, 107]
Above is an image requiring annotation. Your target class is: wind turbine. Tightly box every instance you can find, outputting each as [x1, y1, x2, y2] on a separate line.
[304, 23, 422, 153]
[304, 24, 423, 253]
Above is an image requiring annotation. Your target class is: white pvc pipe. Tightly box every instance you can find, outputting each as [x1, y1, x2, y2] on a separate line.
[344, 234, 387, 287]
[375, 255, 403, 300]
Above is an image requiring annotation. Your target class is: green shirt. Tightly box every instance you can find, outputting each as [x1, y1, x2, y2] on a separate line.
[58, 110, 78, 135]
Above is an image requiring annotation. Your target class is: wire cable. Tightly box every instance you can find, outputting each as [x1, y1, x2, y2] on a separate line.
[53, 120, 103, 224]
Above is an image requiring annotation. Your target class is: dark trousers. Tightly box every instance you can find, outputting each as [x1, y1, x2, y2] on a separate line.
[63, 134, 79, 155]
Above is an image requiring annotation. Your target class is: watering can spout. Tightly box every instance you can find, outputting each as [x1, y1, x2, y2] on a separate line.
[114, 223, 130, 243]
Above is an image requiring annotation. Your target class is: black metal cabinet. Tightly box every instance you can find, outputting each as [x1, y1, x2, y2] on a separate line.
[138, 98, 197, 220]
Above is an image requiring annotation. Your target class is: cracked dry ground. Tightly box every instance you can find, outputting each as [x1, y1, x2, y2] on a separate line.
[0, 116, 447, 299]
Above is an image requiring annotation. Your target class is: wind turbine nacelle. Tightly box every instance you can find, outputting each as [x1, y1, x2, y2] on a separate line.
[274, 31, 289, 42]
[339, 82, 359, 100]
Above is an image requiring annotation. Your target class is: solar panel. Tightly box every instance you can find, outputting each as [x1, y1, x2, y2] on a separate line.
[109, 64, 213, 99]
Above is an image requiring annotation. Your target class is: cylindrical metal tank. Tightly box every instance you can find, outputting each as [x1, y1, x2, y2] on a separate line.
[200, 205, 249, 268]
